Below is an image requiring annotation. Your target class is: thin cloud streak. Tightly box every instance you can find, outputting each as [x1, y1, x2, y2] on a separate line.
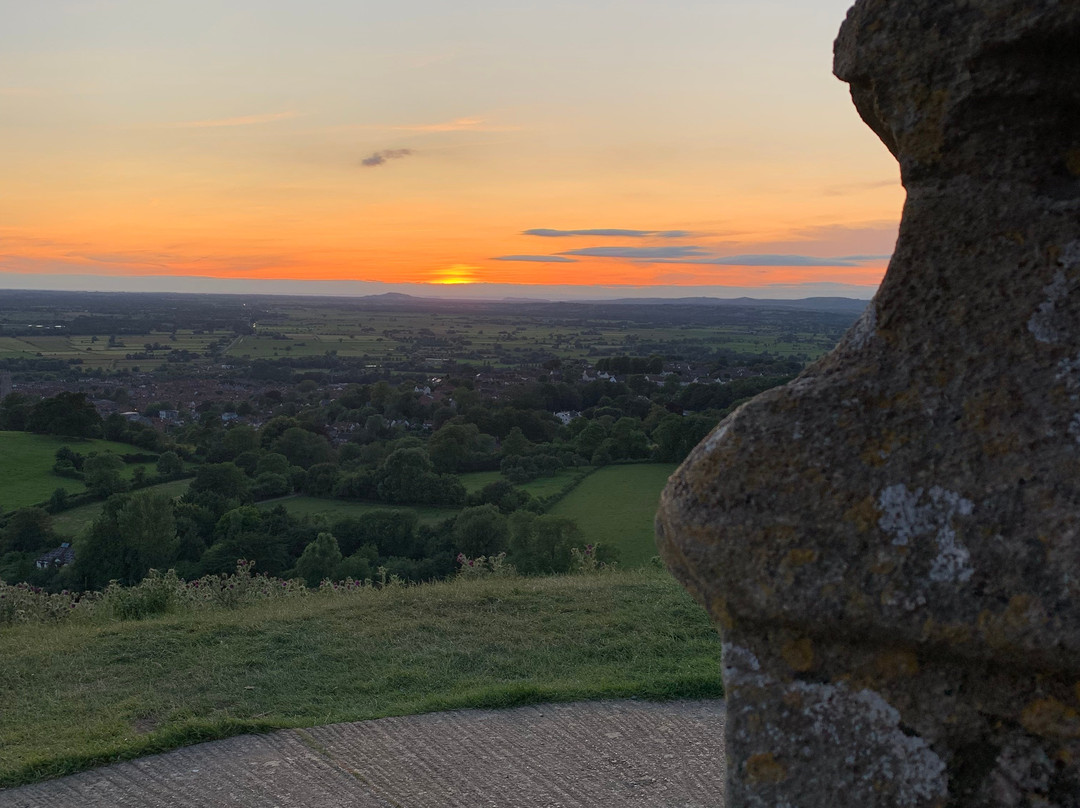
[526, 228, 691, 238]
[559, 246, 710, 259]
[493, 255, 578, 263]
[656, 254, 874, 267]
[163, 111, 301, 129]
[390, 117, 521, 132]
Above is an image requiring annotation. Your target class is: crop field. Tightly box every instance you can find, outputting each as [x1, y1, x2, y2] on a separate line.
[51, 478, 193, 537]
[546, 463, 678, 568]
[223, 305, 844, 369]
[0, 432, 161, 510]
[256, 496, 459, 526]
[0, 330, 222, 371]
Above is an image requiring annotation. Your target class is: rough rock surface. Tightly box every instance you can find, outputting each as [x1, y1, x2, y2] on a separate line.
[656, 1, 1080, 806]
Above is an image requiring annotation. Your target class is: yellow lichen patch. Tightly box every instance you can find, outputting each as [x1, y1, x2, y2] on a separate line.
[1020, 699, 1080, 739]
[870, 558, 897, 575]
[782, 549, 818, 568]
[1066, 147, 1080, 178]
[902, 88, 949, 164]
[860, 432, 899, 467]
[745, 752, 788, 785]
[844, 496, 880, 533]
[1004, 230, 1026, 246]
[874, 649, 920, 679]
[781, 638, 816, 673]
[708, 596, 735, 631]
[780, 549, 819, 587]
[977, 596, 1047, 651]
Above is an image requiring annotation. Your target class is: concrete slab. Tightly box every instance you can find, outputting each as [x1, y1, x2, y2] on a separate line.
[2, 700, 726, 808]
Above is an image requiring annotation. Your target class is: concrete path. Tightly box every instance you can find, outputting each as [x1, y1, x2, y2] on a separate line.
[4, 700, 726, 807]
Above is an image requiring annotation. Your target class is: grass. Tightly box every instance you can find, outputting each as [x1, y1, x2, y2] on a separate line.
[0, 568, 720, 787]
[256, 495, 459, 526]
[547, 464, 678, 568]
[51, 478, 193, 537]
[0, 431, 160, 510]
[459, 467, 593, 500]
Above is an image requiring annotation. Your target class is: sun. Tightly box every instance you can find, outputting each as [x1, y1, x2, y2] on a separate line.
[429, 264, 479, 284]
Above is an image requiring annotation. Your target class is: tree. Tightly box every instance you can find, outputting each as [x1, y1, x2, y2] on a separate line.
[295, 532, 342, 587]
[272, 427, 334, 469]
[507, 513, 580, 574]
[500, 426, 530, 458]
[83, 453, 127, 497]
[452, 505, 509, 557]
[1, 507, 55, 554]
[188, 462, 250, 502]
[27, 392, 102, 438]
[156, 450, 183, 477]
[0, 393, 32, 431]
[115, 492, 178, 576]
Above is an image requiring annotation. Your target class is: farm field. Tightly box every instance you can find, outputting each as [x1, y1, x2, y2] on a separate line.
[0, 431, 161, 510]
[546, 463, 678, 568]
[256, 495, 459, 526]
[458, 467, 592, 499]
[51, 478, 193, 537]
[0, 330, 221, 371]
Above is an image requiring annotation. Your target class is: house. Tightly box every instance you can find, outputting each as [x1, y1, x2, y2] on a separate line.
[35, 543, 75, 569]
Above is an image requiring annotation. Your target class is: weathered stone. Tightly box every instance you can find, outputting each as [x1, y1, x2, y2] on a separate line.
[656, 1, 1080, 805]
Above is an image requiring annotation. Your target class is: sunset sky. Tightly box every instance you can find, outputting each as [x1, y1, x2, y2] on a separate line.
[0, 0, 902, 300]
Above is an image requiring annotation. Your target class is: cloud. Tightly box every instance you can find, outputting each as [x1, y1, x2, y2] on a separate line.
[360, 148, 414, 167]
[656, 254, 888, 267]
[525, 228, 690, 238]
[164, 111, 300, 129]
[492, 255, 578, 263]
[559, 246, 710, 260]
[390, 117, 520, 132]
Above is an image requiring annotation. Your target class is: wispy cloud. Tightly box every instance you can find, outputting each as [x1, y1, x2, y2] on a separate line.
[493, 255, 578, 263]
[559, 246, 710, 260]
[360, 148, 414, 168]
[656, 254, 890, 267]
[163, 111, 300, 129]
[388, 117, 520, 133]
[526, 228, 690, 238]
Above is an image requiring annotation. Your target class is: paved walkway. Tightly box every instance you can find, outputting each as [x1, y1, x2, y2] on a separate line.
[4, 700, 726, 807]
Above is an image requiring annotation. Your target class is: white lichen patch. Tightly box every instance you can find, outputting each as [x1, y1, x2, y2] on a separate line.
[878, 484, 975, 583]
[1061, 239, 1080, 269]
[703, 421, 731, 454]
[726, 648, 948, 808]
[845, 303, 878, 351]
[1028, 270, 1070, 344]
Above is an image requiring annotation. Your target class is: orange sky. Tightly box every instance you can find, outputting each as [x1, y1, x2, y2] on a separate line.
[0, 1, 901, 298]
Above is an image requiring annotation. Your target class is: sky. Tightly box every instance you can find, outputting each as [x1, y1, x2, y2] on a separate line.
[0, 0, 902, 300]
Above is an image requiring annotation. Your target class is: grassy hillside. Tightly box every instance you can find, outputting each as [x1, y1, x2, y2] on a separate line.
[547, 464, 678, 567]
[0, 568, 720, 788]
[0, 431, 160, 510]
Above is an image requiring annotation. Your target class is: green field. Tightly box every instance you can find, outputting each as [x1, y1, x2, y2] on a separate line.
[256, 495, 459, 526]
[547, 464, 678, 567]
[0, 432, 161, 511]
[459, 467, 592, 499]
[0, 330, 221, 371]
[51, 478, 193, 537]
[0, 568, 721, 787]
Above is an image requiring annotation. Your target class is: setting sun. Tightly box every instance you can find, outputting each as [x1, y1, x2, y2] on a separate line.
[430, 265, 479, 285]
